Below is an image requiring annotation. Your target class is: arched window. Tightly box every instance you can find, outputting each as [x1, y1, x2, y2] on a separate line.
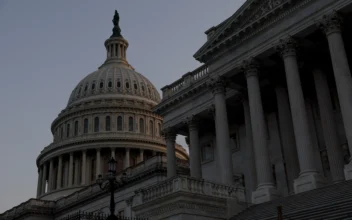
[158, 123, 162, 136]
[149, 120, 154, 136]
[94, 117, 99, 132]
[105, 116, 111, 131]
[128, 117, 134, 132]
[117, 116, 123, 131]
[117, 81, 121, 88]
[74, 121, 78, 136]
[91, 83, 96, 90]
[108, 81, 112, 88]
[60, 126, 63, 138]
[66, 123, 70, 137]
[139, 118, 145, 133]
[83, 118, 88, 134]
[99, 81, 104, 89]
[126, 82, 130, 89]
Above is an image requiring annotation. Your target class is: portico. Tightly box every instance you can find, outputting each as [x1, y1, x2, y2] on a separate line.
[155, 0, 352, 205]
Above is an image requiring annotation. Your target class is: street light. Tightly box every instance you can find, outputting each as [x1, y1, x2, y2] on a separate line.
[97, 157, 128, 220]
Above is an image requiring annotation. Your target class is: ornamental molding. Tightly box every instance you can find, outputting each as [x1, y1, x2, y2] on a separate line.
[194, 0, 315, 63]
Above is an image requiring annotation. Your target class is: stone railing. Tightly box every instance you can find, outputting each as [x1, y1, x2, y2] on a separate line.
[133, 176, 245, 206]
[161, 64, 209, 99]
[0, 199, 55, 220]
[41, 132, 165, 155]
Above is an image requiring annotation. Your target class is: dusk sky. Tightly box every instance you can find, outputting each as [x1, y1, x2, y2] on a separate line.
[0, 0, 246, 212]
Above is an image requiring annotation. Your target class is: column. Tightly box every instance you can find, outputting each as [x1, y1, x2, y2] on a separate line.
[48, 159, 54, 192]
[57, 155, 63, 189]
[313, 69, 345, 183]
[41, 163, 47, 194]
[111, 148, 116, 159]
[96, 149, 101, 177]
[187, 117, 202, 179]
[124, 148, 130, 169]
[81, 150, 87, 185]
[74, 158, 80, 185]
[242, 97, 257, 195]
[140, 149, 144, 162]
[209, 77, 233, 185]
[317, 12, 352, 180]
[276, 37, 326, 193]
[36, 167, 43, 197]
[68, 153, 74, 186]
[275, 86, 300, 193]
[242, 59, 278, 203]
[165, 131, 177, 178]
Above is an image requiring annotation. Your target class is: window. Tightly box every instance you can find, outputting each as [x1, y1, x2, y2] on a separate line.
[99, 81, 104, 89]
[201, 143, 214, 162]
[108, 81, 112, 88]
[105, 116, 111, 131]
[134, 83, 138, 90]
[139, 118, 145, 133]
[117, 116, 123, 131]
[149, 120, 154, 136]
[60, 126, 63, 138]
[118, 210, 124, 217]
[84, 85, 88, 92]
[78, 87, 81, 95]
[117, 81, 121, 88]
[158, 123, 162, 136]
[126, 82, 130, 89]
[91, 83, 96, 90]
[128, 117, 134, 131]
[74, 121, 78, 136]
[66, 123, 70, 137]
[83, 118, 88, 134]
[94, 117, 99, 132]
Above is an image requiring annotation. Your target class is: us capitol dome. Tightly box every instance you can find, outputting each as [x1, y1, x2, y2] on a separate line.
[35, 10, 188, 200]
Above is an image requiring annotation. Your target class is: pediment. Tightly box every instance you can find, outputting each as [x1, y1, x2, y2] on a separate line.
[194, 0, 293, 62]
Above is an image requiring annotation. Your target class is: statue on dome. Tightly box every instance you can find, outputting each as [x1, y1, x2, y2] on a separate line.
[111, 10, 122, 37]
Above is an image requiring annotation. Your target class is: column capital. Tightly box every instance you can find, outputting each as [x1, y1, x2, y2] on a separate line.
[183, 115, 200, 131]
[207, 104, 215, 117]
[207, 76, 227, 95]
[125, 197, 133, 206]
[317, 11, 343, 36]
[275, 37, 298, 58]
[162, 128, 177, 142]
[242, 57, 260, 78]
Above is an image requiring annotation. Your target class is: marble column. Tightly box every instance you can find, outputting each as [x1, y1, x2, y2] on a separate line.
[68, 153, 74, 186]
[124, 148, 130, 169]
[48, 159, 54, 192]
[41, 163, 47, 194]
[209, 78, 233, 185]
[242, 97, 257, 195]
[36, 167, 43, 197]
[276, 37, 326, 193]
[313, 69, 345, 183]
[140, 149, 144, 162]
[111, 148, 116, 159]
[275, 86, 300, 193]
[242, 59, 278, 203]
[165, 131, 177, 178]
[96, 149, 101, 177]
[81, 151, 86, 185]
[57, 156, 63, 189]
[187, 117, 202, 179]
[74, 158, 80, 185]
[317, 12, 352, 180]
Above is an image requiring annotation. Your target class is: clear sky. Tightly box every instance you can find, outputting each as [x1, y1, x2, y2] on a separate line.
[0, 0, 246, 213]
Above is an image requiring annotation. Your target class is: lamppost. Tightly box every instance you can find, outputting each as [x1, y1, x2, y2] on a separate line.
[96, 157, 127, 220]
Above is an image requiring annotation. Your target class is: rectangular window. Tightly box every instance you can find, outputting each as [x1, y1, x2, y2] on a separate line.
[201, 143, 214, 163]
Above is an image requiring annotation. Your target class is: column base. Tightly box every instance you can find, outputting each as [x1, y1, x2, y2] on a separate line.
[344, 161, 352, 180]
[251, 185, 280, 204]
[293, 172, 327, 194]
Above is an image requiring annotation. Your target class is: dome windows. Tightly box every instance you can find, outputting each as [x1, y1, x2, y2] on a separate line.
[74, 121, 79, 136]
[83, 118, 89, 134]
[133, 81, 138, 90]
[84, 84, 88, 92]
[128, 117, 134, 131]
[105, 116, 111, 131]
[117, 116, 123, 131]
[117, 81, 121, 88]
[99, 81, 104, 89]
[149, 120, 154, 136]
[139, 118, 145, 133]
[108, 81, 112, 88]
[94, 117, 99, 132]
[66, 123, 70, 137]
[91, 82, 96, 90]
[126, 82, 130, 89]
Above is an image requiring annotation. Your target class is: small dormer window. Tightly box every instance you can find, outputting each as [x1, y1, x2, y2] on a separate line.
[134, 83, 138, 90]
[92, 83, 96, 90]
[141, 86, 145, 91]
[108, 81, 112, 88]
[78, 87, 82, 95]
[126, 82, 130, 89]
[84, 85, 88, 92]
[117, 81, 121, 88]
[100, 82, 104, 89]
